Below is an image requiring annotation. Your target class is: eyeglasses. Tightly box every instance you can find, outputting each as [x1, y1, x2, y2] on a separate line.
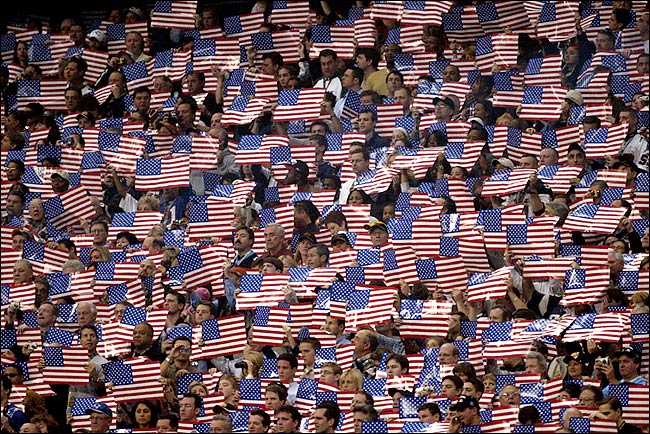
[90, 415, 110, 421]
[501, 392, 520, 398]
[5, 373, 19, 378]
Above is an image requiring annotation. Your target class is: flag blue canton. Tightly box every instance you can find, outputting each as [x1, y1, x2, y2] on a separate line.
[356, 249, 380, 265]
[251, 32, 274, 50]
[239, 378, 262, 400]
[42, 195, 66, 219]
[476, 2, 499, 22]
[631, 313, 649, 335]
[43, 346, 65, 366]
[136, 158, 162, 176]
[122, 305, 147, 326]
[383, 249, 398, 271]
[296, 378, 318, 399]
[416, 259, 438, 280]
[523, 86, 544, 104]
[278, 89, 300, 106]
[123, 61, 149, 82]
[224, 16, 244, 35]
[202, 318, 222, 340]
[483, 321, 512, 342]
[442, 8, 464, 31]
[507, 224, 528, 245]
[270, 146, 292, 165]
[253, 306, 272, 326]
[475, 35, 493, 56]
[153, 1, 172, 13]
[400, 300, 424, 320]
[564, 268, 586, 290]
[193, 39, 217, 57]
[347, 290, 370, 310]
[538, 2, 557, 23]
[362, 378, 386, 396]
[178, 246, 205, 274]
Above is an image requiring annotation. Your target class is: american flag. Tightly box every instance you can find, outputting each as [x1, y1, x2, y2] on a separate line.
[530, 1, 579, 42]
[22, 239, 69, 275]
[46, 270, 95, 303]
[151, 49, 193, 82]
[197, 315, 247, 359]
[251, 306, 289, 347]
[631, 313, 649, 343]
[569, 417, 617, 433]
[309, 25, 355, 60]
[353, 17, 377, 48]
[135, 155, 190, 191]
[343, 286, 395, 332]
[491, 70, 525, 108]
[537, 165, 583, 196]
[401, 1, 453, 26]
[466, 266, 513, 303]
[221, 96, 269, 126]
[475, 1, 531, 33]
[519, 86, 564, 121]
[67, 48, 110, 85]
[273, 88, 325, 122]
[398, 299, 452, 338]
[236, 273, 290, 310]
[524, 55, 563, 87]
[104, 357, 165, 403]
[575, 69, 610, 106]
[442, 6, 485, 43]
[174, 245, 226, 290]
[475, 34, 519, 72]
[259, 204, 295, 231]
[269, 1, 310, 29]
[103, 22, 149, 55]
[523, 256, 576, 280]
[3, 282, 36, 311]
[150, 1, 198, 30]
[223, 12, 265, 38]
[633, 173, 648, 209]
[234, 134, 291, 165]
[541, 125, 582, 164]
[480, 168, 537, 197]
[560, 267, 611, 306]
[42, 345, 88, 384]
[562, 204, 627, 235]
[106, 279, 147, 309]
[98, 131, 146, 175]
[582, 124, 626, 160]
[16, 78, 68, 112]
[28, 40, 73, 76]
[93, 262, 142, 293]
[250, 30, 301, 64]
[108, 211, 164, 241]
[44, 327, 76, 346]
[606, 384, 649, 427]
[122, 60, 153, 90]
[369, 0, 404, 21]
[42, 185, 97, 230]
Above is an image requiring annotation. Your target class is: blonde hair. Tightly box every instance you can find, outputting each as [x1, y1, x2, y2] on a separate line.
[630, 291, 648, 305]
[89, 246, 111, 262]
[243, 350, 263, 378]
[339, 368, 364, 391]
[188, 380, 210, 396]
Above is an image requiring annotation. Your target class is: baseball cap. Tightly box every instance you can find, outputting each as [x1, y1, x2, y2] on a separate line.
[298, 232, 317, 244]
[51, 170, 70, 182]
[565, 89, 584, 106]
[290, 160, 310, 177]
[563, 351, 588, 366]
[88, 29, 107, 43]
[86, 402, 112, 418]
[229, 266, 252, 276]
[467, 116, 484, 126]
[124, 6, 145, 19]
[195, 287, 211, 301]
[450, 395, 479, 411]
[363, 221, 388, 233]
[433, 95, 456, 111]
[387, 388, 415, 398]
[76, 111, 95, 122]
[331, 232, 350, 245]
[492, 157, 515, 170]
[615, 346, 641, 363]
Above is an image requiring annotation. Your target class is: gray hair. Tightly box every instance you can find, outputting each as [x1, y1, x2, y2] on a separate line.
[265, 223, 285, 238]
[62, 259, 86, 273]
[526, 351, 548, 372]
[211, 414, 232, 431]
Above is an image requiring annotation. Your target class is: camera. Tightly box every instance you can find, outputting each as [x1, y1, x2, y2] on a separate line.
[588, 189, 602, 198]
[177, 345, 190, 352]
[596, 356, 609, 365]
[235, 361, 248, 370]
[28, 342, 39, 351]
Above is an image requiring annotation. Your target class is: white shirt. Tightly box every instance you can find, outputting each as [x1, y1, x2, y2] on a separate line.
[315, 76, 343, 102]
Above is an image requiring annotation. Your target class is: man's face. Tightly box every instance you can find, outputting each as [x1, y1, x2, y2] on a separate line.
[275, 412, 297, 433]
[156, 418, 174, 433]
[234, 229, 253, 253]
[441, 379, 460, 399]
[320, 366, 340, 385]
[349, 151, 370, 175]
[310, 124, 327, 136]
[209, 419, 228, 433]
[134, 91, 151, 112]
[418, 409, 439, 423]
[321, 177, 338, 191]
[499, 386, 521, 406]
[262, 57, 277, 75]
[617, 355, 639, 379]
[176, 102, 194, 126]
[37, 304, 56, 327]
[619, 111, 637, 133]
[164, 294, 182, 314]
[278, 360, 296, 383]
[90, 413, 111, 433]
[76, 303, 95, 326]
[5, 194, 23, 215]
[386, 73, 403, 93]
[637, 55, 649, 74]
[263, 227, 282, 251]
[597, 403, 619, 421]
[90, 223, 108, 244]
[353, 411, 370, 433]
[438, 344, 457, 365]
[248, 415, 267, 433]
[352, 330, 370, 356]
[525, 357, 543, 374]
[457, 407, 475, 424]
[539, 148, 558, 166]
[434, 100, 453, 121]
[324, 317, 342, 336]
[65, 90, 80, 111]
[370, 228, 388, 246]
[596, 33, 614, 51]
[194, 304, 213, 324]
[566, 150, 586, 167]
[179, 397, 197, 421]
[355, 54, 369, 70]
[277, 67, 292, 89]
[5, 163, 23, 181]
[393, 88, 410, 110]
[51, 175, 69, 193]
[80, 328, 98, 350]
[442, 66, 460, 83]
[519, 156, 537, 169]
[299, 342, 316, 367]
[341, 69, 357, 89]
[320, 55, 336, 78]
[306, 247, 325, 268]
[312, 408, 332, 433]
[357, 112, 374, 134]
[133, 323, 153, 349]
[489, 307, 504, 323]
[173, 339, 192, 362]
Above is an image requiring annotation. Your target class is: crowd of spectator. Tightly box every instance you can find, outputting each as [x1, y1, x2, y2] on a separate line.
[1, 0, 649, 433]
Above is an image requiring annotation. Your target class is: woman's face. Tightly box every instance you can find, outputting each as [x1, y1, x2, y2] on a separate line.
[567, 360, 583, 378]
[90, 250, 104, 264]
[473, 103, 487, 120]
[347, 190, 365, 204]
[297, 239, 313, 254]
[449, 167, 465, 179]
[134, 403, 152, 426]
[340, 376, 358, 392]
[483, 377, 496, 392]
[392, 130, 408, 143]
[326, 222, 344, 235]
[565, 46, 580, 65]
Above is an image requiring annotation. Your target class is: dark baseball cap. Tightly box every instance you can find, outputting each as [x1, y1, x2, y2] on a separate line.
[450, 395, 479, 411]
[331, 232, 350, 245]
[86, 402, 112, 417]
[615, 346, 641, 363]
[433, 95, 456, 111]
[298, 232, 317, 244]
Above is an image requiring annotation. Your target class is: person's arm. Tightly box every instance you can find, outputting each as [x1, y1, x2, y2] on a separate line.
[212, 66, 225, 105]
